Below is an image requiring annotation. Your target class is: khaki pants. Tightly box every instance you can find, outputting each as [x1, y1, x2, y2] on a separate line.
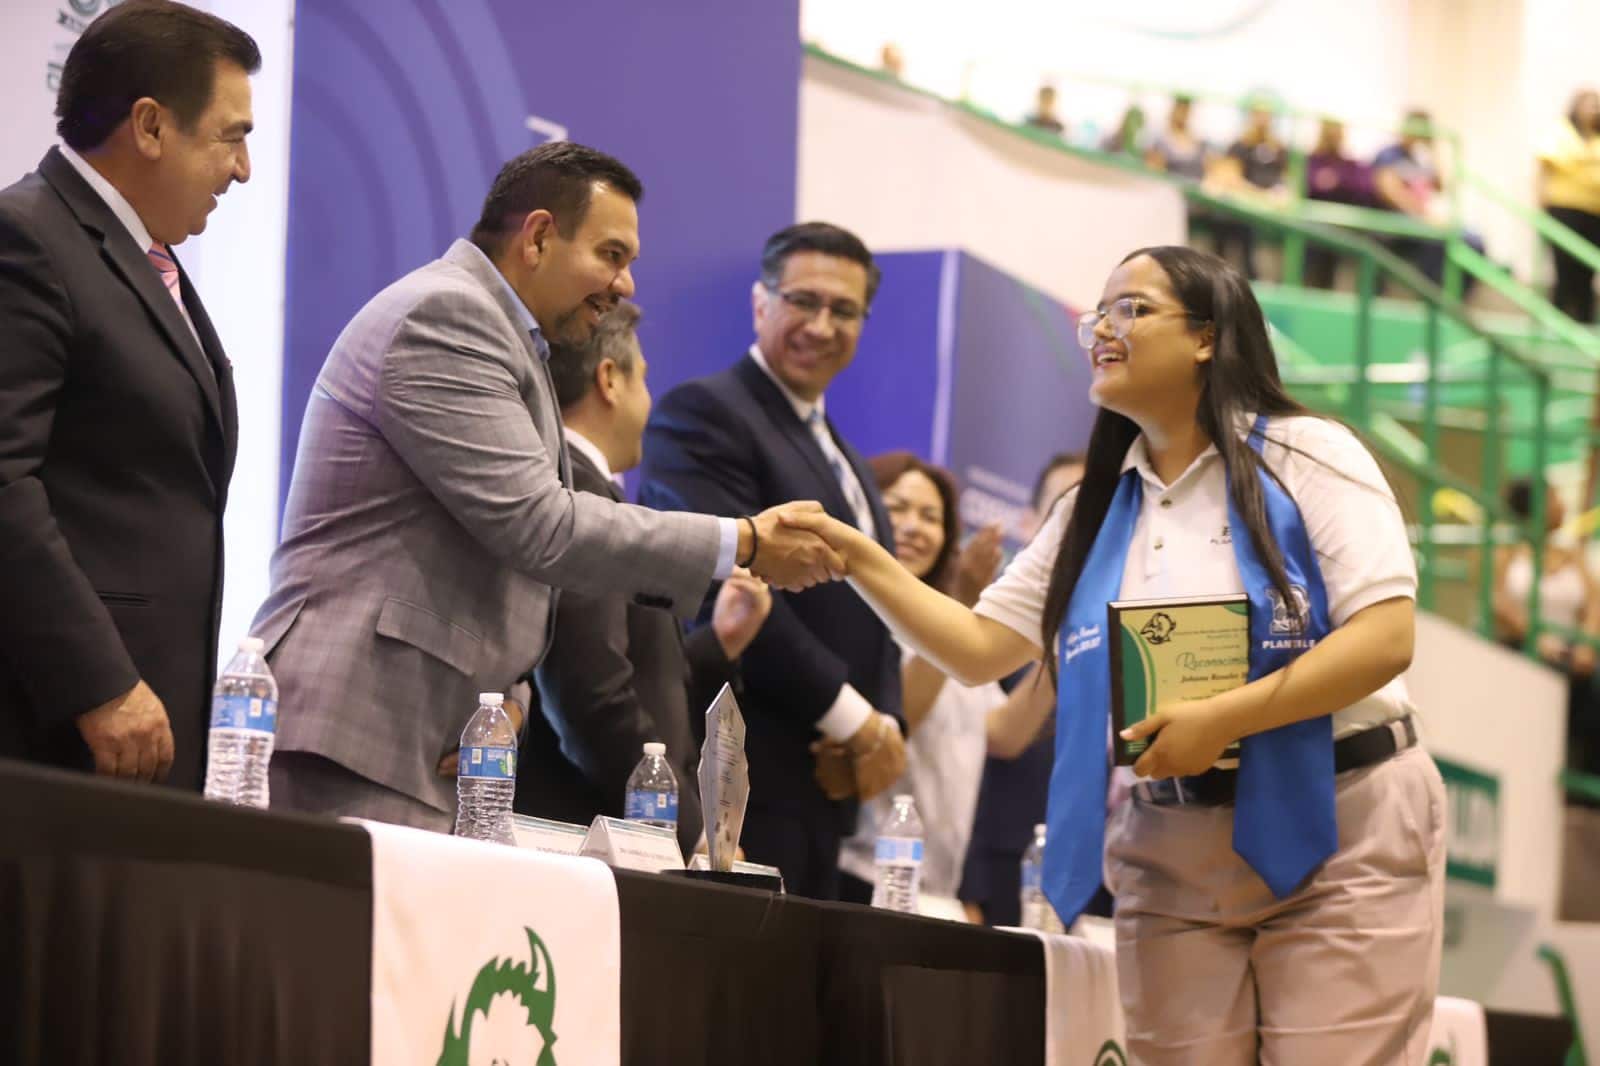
[1105, 746, 1447, 1066]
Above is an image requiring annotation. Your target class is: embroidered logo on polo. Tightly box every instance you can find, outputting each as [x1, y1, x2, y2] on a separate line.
[1093, 1039, 1129, 1065]
[1211, 523, 1233, 545]
[438, 927, 559, 1065]
[1138, 611, 1177, 646]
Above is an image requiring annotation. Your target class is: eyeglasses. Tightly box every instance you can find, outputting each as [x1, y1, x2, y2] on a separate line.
[1076, 297, 1205, 350]
[765, 285, 869, 326]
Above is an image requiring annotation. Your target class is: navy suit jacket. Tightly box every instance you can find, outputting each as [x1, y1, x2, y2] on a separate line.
[639, 354, 902, 835]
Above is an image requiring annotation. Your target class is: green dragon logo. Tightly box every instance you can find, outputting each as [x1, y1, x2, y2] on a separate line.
[437, 927, 558, 1066]
[1094, 1038, 1128, 1065]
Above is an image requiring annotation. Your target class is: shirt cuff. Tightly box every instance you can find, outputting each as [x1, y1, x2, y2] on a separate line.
[713, 517, 740, 580]
[815, 683, 875, 742]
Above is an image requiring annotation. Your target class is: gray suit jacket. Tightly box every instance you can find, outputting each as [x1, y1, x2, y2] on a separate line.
[253, 239, 721, 813]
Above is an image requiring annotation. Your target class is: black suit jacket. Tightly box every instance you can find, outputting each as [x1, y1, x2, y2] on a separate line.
[0, 148, 238, 790]
[638, 354, 902, 836]
[516, 444, 736, 853]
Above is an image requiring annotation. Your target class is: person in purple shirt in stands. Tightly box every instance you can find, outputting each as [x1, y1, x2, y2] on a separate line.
[1303, 118, 1378, 289]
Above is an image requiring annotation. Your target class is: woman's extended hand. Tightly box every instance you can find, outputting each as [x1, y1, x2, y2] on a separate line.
[778, 508, 876, 567]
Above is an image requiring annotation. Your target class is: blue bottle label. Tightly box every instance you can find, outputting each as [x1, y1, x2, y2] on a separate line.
[458, 746, 516, 780]
[210, 694, 277, 734]
[624, 790, 678, 824]
[874, 837, 924, 865]
[1021, 862, 1043, 892]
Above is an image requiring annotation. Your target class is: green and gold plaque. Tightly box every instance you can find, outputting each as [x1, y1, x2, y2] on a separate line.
[1108, 594, 1250, 766]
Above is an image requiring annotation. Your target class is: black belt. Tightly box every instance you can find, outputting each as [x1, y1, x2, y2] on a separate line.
[1132, 715, 1418, 807]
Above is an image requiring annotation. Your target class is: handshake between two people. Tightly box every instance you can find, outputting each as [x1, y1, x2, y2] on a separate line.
[810, 711, 908, 802]
[738, 501, 875, 592]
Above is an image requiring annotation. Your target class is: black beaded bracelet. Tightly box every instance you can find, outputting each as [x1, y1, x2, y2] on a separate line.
[737, 515, 758, 569]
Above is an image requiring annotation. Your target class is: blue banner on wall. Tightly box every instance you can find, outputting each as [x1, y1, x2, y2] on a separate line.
[282, 0, 800, 505]
[827, 249, 1097, 545]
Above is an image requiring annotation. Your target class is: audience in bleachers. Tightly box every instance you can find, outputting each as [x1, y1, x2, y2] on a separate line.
[1099, 104, 1146, 158]
[1538, 88, 1600, 323]
[1142, 95, 1206, 180]
[1024, 83, 1066, 138]
[1369, 109, 1488, 294]
[1494, 478, 1600, 780]
[1303, 118, 1379, 288]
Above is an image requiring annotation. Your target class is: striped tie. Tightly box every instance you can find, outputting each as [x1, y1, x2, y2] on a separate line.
[146, 244, 184, 312]
[807, 409, 875, 538]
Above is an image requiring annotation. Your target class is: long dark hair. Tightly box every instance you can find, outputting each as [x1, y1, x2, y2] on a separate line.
[869, 451, 961, 591]
[1041, 246, 1308, 680]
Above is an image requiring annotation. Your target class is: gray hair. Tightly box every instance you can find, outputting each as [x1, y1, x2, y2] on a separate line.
[547, 301, 642, 410]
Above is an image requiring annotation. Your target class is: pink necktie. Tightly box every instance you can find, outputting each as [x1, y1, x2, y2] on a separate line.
[146, 243, 184, 311]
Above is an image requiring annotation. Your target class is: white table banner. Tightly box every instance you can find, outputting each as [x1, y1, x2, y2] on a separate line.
[361, 820, 620, 1066]
[1010, 927, 1128, 1066]
[1426, 995, 1489, 1066]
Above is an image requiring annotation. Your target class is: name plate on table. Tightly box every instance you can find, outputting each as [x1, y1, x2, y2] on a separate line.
[580, 816, 685, 873]
[511, 814, 588, 856]
[1108, 594, 1249, 766]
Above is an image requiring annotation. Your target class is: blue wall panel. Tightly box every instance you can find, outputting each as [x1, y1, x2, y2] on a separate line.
[282, 0, 800, 505]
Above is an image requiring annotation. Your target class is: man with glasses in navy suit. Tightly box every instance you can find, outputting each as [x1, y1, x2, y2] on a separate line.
[639, 223, 907, 900]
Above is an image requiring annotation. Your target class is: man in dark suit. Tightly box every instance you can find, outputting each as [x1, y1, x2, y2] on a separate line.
[0, 1, 258, 790]
[639, 222, 907, 899]
[516, 301, 773, 855]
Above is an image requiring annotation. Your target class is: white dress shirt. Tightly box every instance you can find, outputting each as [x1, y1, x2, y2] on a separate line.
[58, 143, 202, 351]
[748, 343, 879, 741]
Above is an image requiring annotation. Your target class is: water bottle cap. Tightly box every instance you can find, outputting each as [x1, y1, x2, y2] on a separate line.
[478, 692, 504, 706]
[643, 742, 666, 756]
[894, 794, 914, 806]
[1034, 823, 1047, 836]
[239, 636, 265, 653]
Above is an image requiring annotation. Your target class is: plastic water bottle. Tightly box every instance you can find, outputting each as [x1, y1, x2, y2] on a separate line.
[871, 794, 925, 913]
[1020, 822, 1065, 933]
[624, 742, 679, 831]
[453, 692, 517, 845]
[203, 637, 278, 808]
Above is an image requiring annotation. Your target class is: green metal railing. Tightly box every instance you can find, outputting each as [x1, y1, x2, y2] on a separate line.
[806, 45, 1576, 648]
[1537, 940, 1590, 1066]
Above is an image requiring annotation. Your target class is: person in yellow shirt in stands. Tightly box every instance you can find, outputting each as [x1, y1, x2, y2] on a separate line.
[1538, 88, 1600, 323]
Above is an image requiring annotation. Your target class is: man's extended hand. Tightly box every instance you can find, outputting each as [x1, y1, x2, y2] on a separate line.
[809, 738, 856, 800]
[711, 567, 773, 660]
[75, 679, 174, 782]
[846, 711, 907, 800]
[744, 501, 848, 592]
[437, 697, 526, 777]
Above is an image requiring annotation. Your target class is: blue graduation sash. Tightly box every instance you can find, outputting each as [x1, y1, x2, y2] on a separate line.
[1044, 416, 1337, 923]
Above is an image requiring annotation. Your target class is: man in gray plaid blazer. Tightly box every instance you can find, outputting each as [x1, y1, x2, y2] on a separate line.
[252, 143, 840, 829]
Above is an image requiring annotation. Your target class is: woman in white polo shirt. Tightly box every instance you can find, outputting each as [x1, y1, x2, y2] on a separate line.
[782, 245, 1445, 1065]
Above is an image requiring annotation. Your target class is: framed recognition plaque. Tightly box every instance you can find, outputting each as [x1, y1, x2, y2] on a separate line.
[1108, 594, 1250, 766]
